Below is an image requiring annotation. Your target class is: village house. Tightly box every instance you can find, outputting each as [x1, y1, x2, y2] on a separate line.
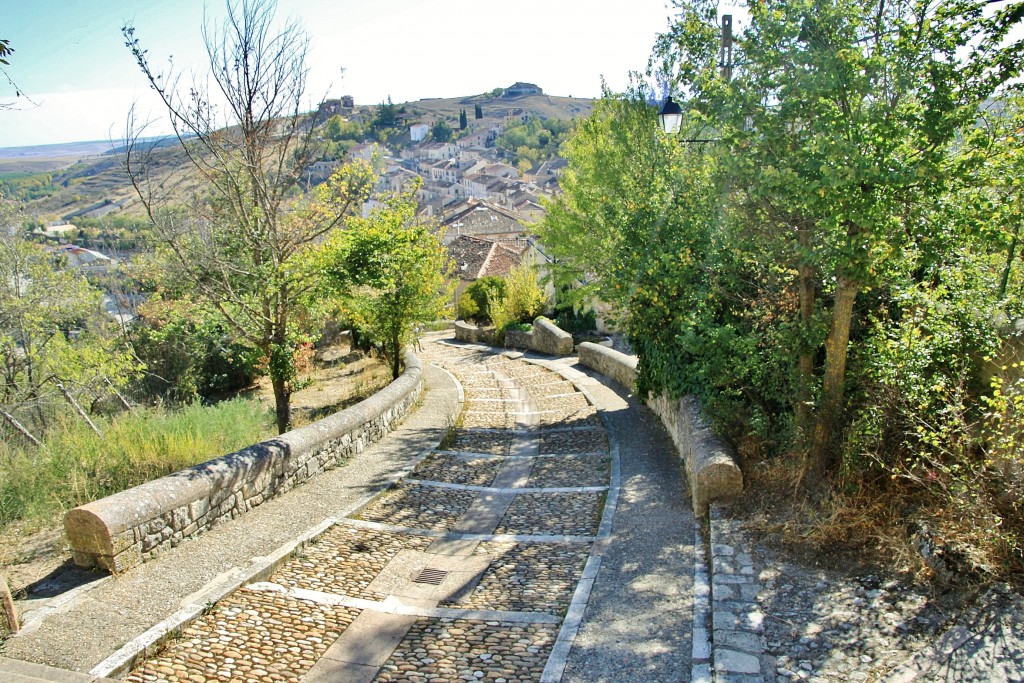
[410, 123, 430, 142]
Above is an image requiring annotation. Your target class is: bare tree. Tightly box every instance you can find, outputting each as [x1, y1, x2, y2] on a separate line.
[122, 0, 373, 433]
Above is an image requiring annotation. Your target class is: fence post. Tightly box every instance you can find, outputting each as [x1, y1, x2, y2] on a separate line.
[0, 408, 42, 448]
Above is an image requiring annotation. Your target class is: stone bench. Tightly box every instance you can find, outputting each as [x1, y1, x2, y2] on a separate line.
[577, 342, 743, 514]
[64, 351, 424, 574]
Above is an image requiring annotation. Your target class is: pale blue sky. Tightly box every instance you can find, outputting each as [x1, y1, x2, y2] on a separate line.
[0, 0, 706, 148]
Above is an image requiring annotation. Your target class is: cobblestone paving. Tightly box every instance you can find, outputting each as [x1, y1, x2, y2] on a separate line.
[412, 452, 503, 486]
[521, 381, 576, 398]
[374, 618, 559, 683]
[538, 429, 607, 455]
[527, 455, 609, 488]
[537, 407, 601, 428]
[124, 590, 359, 683]
[533, 394, 590, 413]
[127, 338, 614, 683]
[445, 542, 592, 614]
[269, 526, 434, 601]
[494, 492, 604, 536]
[450, 430, 512, 456]
[358, 482, 477, 531]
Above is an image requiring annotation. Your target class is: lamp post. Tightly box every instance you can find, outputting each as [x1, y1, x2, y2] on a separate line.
[658, 95, 683, 135]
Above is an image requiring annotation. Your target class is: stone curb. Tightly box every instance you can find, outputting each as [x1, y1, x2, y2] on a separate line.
[708, 503, 768, 683]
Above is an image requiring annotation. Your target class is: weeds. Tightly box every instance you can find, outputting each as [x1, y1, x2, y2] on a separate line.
[0, 398, 274, 529]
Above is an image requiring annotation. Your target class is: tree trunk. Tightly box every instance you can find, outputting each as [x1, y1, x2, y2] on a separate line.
[391, 327, 402, 380]
[795, 224, 816, 439]
[1, 572, 18, 634]
[55, 380, 102, 437]
[271, 375, 291, 435]
[810, 274, 859, 471]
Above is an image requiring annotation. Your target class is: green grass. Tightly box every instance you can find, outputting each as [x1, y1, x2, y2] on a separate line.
[0, 398, 274, 529]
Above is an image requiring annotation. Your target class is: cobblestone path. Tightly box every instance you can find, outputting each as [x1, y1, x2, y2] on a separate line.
[124, 339, 613, 683]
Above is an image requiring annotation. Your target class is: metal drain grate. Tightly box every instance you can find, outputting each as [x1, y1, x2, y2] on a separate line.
[413, 567, 449, 585]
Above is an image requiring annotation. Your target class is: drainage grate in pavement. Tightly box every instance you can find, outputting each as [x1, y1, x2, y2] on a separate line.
[413, 568, 450, 585]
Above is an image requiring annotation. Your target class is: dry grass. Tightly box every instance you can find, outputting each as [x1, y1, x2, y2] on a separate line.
[739, 453, 1024, 585]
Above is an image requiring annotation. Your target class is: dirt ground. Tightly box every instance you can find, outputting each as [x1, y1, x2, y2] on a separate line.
[0, 342, 391, 602]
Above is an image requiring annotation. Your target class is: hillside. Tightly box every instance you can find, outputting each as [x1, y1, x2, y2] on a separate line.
[2, 90, 593, 223]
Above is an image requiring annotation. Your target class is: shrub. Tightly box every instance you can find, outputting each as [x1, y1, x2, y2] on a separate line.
[491, 264, 547, 343]
[456, 276, 506, 325]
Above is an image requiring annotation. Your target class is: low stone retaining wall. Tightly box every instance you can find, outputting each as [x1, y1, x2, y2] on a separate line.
[64, 351, 425, 574]
[504, 318, 574, 356]
[454, 320, 493, 343]
[577, 342, 742, 514]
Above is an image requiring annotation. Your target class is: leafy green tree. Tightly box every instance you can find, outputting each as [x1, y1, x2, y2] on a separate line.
[474, 104, 483, 119]
[651, 0, 1024, 470]
[373, 96, 399, 131]
[123, 0, 375, 433]
[489, 264, 547, 341]
[431, 119, 453, 143]
[459, 109, 468, 130]
[456, 276, 506, 324]
[0, 222, 138, 438]
[310, 189, 454, 378]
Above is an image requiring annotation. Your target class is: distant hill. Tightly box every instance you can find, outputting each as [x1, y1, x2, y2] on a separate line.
[398, 92, 594, 122]
[6, 90, 594, 221]
[0, 139, 120, 160]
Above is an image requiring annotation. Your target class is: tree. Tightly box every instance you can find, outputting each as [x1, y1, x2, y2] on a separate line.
[122, 0, 375, 433]
[373, 96, 399, 131]
[650, 0, 1024, 472]
[309, 188, 454, 378]
[474, 104, 483, 119]
[431, 119, 453, 143]
[0, 37, 35, 110]
[0, 219, 138, 440]
[459, 109, 468, 130]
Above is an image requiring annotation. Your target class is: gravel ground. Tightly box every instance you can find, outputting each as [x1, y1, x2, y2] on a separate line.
[753, 535, 1024, 683]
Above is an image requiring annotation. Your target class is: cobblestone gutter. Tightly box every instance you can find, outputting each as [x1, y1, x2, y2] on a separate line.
[63, 351, 425, 574]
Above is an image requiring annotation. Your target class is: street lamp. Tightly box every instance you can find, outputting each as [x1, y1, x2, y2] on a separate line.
[658, 95, 683, 135]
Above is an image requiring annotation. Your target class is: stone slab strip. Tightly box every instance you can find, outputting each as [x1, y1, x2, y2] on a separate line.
[0, 657, 120, 683]
[244, 583, 561, 623]
[709, 503, 768, 683]
[65, 350, 426, 574]
[577, 342, 743, 515]
[402, 479, 608, 494]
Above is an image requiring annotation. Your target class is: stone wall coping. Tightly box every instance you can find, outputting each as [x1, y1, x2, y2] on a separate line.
[575, 343, 742, 515]
[64, 351, 423, 572]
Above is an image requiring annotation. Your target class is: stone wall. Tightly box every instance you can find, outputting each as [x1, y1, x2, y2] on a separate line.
[576, 342, 742, 515]
[577, 342, 638, 392]
[504, 318, 574, 356]
[64, 351, 425, 574]
[454, 320, 493, 343]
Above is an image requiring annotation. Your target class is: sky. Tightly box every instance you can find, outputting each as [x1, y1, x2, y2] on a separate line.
[0, 0, 693, 148]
